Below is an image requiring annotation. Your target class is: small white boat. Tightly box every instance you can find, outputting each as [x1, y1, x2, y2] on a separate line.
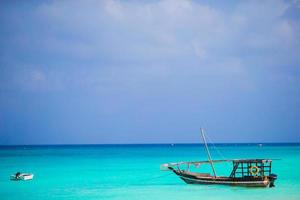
[10, 172, 34, 181]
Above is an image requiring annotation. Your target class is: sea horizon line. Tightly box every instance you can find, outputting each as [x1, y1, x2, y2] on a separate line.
[1, 142, 300, 147]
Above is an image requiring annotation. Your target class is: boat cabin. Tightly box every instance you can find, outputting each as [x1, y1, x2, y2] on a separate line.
[230, 159, 273, 178]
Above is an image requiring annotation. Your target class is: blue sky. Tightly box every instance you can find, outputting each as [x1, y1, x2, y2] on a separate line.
[0, 0, 300, 144]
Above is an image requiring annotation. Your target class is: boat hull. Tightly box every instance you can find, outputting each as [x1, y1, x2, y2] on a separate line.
[172, 170, 274, 187]
[180, 175, 269, 187]
[10, 174, 34, 181]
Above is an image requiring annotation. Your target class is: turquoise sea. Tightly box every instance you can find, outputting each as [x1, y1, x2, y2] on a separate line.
[0, 144, 300, 200]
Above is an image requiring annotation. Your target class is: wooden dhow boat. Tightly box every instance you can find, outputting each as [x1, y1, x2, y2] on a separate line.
[160, 129, 278, 187]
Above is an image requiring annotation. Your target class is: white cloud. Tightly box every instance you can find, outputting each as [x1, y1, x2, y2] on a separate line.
[33, 0, 299, 58]
[30, 70, 46, 82]
[2, 0, 300, 92]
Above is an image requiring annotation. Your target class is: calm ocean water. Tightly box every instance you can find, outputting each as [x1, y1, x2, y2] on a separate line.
[0, 144, 300, 200]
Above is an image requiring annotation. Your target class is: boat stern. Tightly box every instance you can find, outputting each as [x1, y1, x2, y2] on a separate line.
[269, 174, 278, 187]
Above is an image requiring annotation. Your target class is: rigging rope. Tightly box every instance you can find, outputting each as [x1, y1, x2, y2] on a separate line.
[205, 133, 231, 168]
[137, 172, 174, 184]
[121, 172, 174, 187]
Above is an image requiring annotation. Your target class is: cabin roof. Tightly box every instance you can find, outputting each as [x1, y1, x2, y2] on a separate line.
[231, 159, 273, 163]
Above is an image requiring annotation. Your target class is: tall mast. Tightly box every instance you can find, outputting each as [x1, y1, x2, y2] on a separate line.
[200, 128, 217, 178]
